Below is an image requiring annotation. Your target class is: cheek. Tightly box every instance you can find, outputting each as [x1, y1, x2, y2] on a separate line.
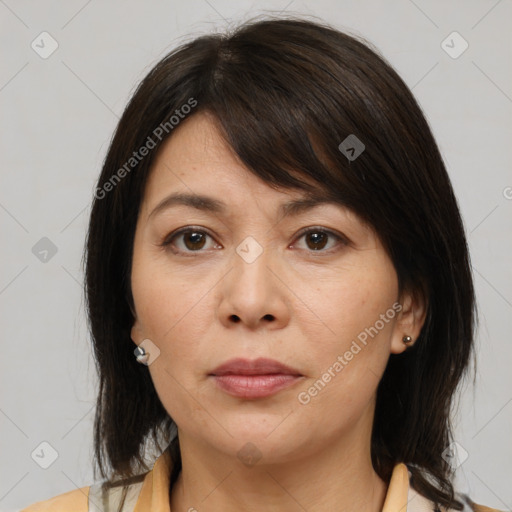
[131, 233, 214, 337]
[132, 273, 213, 359]
[293, 259, 398, 406]
[295, 260, 398, 350]
[131, 252, 225, 405]
[132, 272, 217, 425]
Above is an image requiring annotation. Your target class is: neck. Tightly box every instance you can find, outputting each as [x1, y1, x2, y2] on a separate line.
[170, 430, 388, 512]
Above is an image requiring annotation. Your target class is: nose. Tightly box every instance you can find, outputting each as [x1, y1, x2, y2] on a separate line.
[217, 243, 291, 331]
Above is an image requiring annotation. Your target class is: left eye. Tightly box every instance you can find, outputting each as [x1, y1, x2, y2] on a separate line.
[294, 228, 344, 252]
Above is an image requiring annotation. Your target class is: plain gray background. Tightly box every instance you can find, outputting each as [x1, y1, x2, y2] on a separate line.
[1, 1, 511, 510]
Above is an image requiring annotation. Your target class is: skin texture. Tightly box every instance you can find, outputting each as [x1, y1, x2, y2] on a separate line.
[130, 111, 426, 512]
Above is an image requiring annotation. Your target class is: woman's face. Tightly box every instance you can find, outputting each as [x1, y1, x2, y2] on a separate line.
[130, 111, 420, 465]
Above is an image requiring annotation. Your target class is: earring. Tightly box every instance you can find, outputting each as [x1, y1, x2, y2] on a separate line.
[134, 346, 149, 365]
[402, 335, 413, 345]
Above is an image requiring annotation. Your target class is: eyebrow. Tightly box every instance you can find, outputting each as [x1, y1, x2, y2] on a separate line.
[147, 192, 339, 221]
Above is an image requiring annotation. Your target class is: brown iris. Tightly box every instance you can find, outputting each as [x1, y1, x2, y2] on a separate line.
[305, 232, 328, 250]
[183, 231, 207, 250]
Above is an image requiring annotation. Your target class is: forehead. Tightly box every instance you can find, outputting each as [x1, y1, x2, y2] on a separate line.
[141, 112, 333, 213]
[138, 112, 374, 240]
[135, 113, 377, 247]
[145, 111, 257, 193]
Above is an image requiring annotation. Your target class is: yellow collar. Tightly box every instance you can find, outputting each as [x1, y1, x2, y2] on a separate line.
[132, 451, 414, 512]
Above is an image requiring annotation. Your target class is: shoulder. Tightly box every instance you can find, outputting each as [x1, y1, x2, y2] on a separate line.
[20, 486, 90, 511]
[406, 469, 505, 512]
[20, 449, 171, 512]
[455, 494, 506, 512]
[466, 498, 506, 512]
[409, 489, 505, 512]
[20, 473, 147, 512]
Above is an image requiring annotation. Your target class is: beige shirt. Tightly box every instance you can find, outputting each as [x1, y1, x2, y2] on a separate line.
[21, 451, 503, 512]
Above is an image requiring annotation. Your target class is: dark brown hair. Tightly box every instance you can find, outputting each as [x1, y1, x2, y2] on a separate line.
[84, 15, 476, 510]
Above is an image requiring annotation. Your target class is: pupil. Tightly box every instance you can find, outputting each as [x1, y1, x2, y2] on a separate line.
[186, 232, 205, 250]
[308, 232, 327, 250]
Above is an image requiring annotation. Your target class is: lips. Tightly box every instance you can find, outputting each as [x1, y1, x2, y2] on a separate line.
[210, 357, 302, 377]
[209, 358, 304, 399]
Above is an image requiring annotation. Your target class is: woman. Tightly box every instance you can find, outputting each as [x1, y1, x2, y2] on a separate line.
[22, 16, 503, 512]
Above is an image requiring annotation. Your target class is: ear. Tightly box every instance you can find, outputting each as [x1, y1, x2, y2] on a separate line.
[128, 293, 143, 347]
[390, 287, 427, 354]
[131, 318, 144, 347]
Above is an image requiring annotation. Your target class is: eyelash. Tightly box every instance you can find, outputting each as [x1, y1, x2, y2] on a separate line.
[160, 226, 348, 255]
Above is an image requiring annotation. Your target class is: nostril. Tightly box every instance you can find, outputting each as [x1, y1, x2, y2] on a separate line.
[263, 314, 275, 321]
[230, 315, 241, 323]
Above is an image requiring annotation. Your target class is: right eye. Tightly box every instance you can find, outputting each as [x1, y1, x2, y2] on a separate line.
[161, 227, 221, 254]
